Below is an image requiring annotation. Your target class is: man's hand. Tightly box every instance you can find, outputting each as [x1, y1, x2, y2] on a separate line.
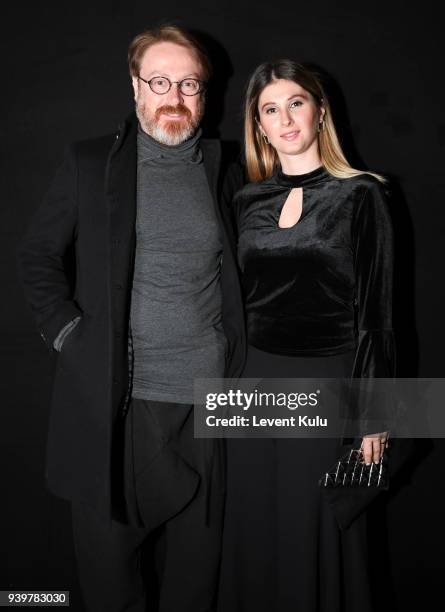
[361, 431, 389, 464]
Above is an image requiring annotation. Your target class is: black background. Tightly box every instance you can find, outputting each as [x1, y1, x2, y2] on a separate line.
[2, 1, 444, 610]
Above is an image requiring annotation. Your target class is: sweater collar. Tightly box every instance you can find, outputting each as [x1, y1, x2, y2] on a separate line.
[137, 122, 203, 165]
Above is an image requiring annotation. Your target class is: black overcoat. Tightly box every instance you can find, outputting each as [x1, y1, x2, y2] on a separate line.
[17, 112, 246, 520]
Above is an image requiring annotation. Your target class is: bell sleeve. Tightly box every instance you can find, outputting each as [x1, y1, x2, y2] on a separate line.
[323, 179, 416, 530]
[323, 178, 398, 531]
[351, 178, 395, 379]
[350, 178, 396, 435]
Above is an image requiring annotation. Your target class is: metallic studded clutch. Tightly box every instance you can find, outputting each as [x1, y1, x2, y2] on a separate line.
[319, 437, 390, 489]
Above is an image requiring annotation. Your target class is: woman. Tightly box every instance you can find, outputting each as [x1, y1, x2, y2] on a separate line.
[217, 60, 394, 612]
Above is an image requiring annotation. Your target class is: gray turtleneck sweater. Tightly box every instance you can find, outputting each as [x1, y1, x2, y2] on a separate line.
[130, 125, 227, 404]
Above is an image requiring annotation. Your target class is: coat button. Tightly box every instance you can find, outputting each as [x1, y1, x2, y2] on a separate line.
[114, 283, 123, 290]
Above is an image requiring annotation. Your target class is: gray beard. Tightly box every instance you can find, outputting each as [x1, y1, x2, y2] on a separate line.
[135, 104, 203, 146]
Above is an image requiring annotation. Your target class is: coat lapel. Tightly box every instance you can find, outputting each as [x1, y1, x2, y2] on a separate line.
[105, 113, 138, 293]
[104, 113, 138, 420]
[201, 138, 235, 258]
[201, 138, 221, 204]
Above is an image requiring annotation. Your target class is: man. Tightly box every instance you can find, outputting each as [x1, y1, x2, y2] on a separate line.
[17, 25, 245, 612]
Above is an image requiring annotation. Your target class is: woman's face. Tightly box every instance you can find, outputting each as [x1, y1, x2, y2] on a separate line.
[257, 79, 324, 162]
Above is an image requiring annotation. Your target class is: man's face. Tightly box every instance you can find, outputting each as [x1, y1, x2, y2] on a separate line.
[132, 41, 205, 145]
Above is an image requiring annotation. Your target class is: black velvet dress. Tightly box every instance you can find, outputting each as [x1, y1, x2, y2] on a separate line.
[217, 166, 395, 612]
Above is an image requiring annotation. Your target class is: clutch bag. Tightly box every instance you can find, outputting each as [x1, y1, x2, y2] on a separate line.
[319, 437, 390, 489]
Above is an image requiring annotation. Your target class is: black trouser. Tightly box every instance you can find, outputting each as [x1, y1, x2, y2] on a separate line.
[71, 398, 225, 612]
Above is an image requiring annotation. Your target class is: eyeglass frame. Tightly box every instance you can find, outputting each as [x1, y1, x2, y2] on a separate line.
[137, 75, 206, 96]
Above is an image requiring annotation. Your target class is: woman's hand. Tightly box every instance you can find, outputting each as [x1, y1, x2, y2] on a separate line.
[360, 431, 389, 464]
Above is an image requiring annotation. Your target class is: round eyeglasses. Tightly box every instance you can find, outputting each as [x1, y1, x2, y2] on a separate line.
[138, 75, 205, 96]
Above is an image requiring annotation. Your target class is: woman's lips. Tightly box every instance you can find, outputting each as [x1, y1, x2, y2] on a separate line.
[280, 130, 299, 141]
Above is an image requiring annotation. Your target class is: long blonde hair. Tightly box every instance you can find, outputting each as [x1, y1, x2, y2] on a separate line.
[245, 60, 385, 183]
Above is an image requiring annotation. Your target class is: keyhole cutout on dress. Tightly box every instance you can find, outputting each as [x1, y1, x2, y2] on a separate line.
[277, 187, 304, 229]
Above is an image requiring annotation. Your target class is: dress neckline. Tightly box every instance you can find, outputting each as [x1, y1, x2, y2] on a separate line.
[275, 165, 330, 188]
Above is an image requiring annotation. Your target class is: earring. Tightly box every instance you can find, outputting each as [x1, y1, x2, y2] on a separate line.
[261, 132, 270, 144]
[317, 120, 325, 133]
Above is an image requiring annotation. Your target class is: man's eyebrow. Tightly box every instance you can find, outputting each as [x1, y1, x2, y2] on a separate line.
[260, 93, 307, 110]
[142, 71, 201, 79]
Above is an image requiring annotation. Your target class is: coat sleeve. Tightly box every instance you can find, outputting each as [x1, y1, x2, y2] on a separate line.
[16, 145, 83, 350]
